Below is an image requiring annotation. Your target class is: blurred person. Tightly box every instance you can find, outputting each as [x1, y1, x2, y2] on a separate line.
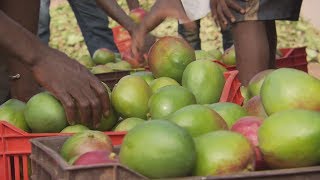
[211, 0, 303, 85]
[38, 0, 155, 56]
[131, 0, 303, 85]
[0, 0, 109, 127]
[178, 20, 233, 51]
[126, 0, 233, 51]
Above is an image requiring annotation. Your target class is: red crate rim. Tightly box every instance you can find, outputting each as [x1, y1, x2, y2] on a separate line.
[212, 47, 307, 69]
[0, 121, 126, 138]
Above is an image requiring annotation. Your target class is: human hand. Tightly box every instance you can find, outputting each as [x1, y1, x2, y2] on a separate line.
[131, 23, 147, 62]
[131, 26, 156, 63]
[210, 0, 245, 30]
[31, 48, 110, 128]
[142, 34, 156, 55]
[131, 0, 189, 60]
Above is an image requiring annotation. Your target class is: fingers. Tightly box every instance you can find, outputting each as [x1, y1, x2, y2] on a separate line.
[54, 92, 76, 126]
[70, 90, 91, 127]
[220, 0, 236, 23]
[82, 86, 102, 128]
[130, 40, 144, 64]
[137, 56, 145, 64]
[35, 48, 110, 129]
[90, 79, 110, 123]
[69, 79, 109, 129]
[211, 0, 245, 29]
[141, 35, 155, 55]
[143, 54, 148, 61]
[227, 0, 245, 14]
[131, 37, 143, 61]
[210, 0, 220, 27]
[131, 40, 139, 60]
[213, 15, 220, 28]
[217, 5, 228, 30]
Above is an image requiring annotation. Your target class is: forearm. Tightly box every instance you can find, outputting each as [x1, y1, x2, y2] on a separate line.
[0, 11, 44, 67]
[137, 8, 165, 36]
[96, 0, 136, 33]
[137, 0, 185, 36]
[126, 0, 140, 10]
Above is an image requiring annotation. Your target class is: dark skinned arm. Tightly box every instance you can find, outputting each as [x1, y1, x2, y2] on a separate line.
[126, 0, 140, 11]
[131, 0, 190, 58]
[0, 10, 41, 66]
[210, 0, 245, 30]
[96, 0, 156, 62]
[0, 11, 110, 128]
[96, 0, 137, 34]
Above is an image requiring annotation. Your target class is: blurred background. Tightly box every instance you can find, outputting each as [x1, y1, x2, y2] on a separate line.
[48, 0, 320, 61]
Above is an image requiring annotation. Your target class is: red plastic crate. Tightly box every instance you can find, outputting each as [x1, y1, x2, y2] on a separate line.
[220, 70, 244, 105]
[276, 47, 307, 72]
[0, 121, 126, 180]
[216, 47, 307, 105]
[215, 47, 308, 72]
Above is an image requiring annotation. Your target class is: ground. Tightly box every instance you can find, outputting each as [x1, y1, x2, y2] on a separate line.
[49, 0, 320, 61]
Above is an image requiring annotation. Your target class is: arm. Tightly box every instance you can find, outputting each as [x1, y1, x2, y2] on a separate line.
[131, 0, 190, 58]
[0, 11, 110, 128]
[96, 0, 156, 62]
[96, 0, 137, 33]
[210, 0, 245, 30]
[126, 0, 140, 10]
[0, 11, 42, 66]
